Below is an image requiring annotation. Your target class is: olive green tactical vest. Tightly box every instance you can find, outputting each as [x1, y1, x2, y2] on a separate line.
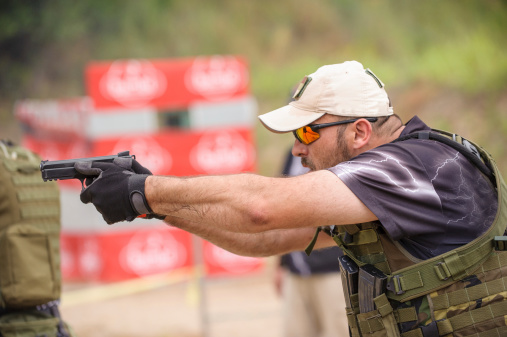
[0, 141, 61, 309]
[315, 130, 507, 337]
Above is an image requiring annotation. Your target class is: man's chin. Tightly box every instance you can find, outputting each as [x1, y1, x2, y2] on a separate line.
[301, 159, 316, 171]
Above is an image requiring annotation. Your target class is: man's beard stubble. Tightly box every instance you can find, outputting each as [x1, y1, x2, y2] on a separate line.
[301, 131, 352, 171]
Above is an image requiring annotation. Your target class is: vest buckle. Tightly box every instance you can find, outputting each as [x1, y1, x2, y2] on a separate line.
[434, 262, 451, 281]
[386, 275, 405, 295]
[494, 236, 507, 251]
[420, 320, 441, 337]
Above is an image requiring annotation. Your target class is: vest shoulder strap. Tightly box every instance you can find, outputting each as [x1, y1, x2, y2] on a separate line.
[392, 129, 495, 185]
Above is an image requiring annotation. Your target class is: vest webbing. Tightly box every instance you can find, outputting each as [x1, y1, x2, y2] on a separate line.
[350, 250, 507, 336]
[328, 129, 507, 304]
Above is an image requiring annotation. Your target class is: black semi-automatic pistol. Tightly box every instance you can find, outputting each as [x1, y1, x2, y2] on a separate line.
[40, 151, 134, 189]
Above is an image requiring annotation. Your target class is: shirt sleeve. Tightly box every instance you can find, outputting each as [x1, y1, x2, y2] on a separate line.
[328, 143, 445, 242]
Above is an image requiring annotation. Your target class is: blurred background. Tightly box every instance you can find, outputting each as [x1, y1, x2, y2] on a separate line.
[1, 1, 506, 336]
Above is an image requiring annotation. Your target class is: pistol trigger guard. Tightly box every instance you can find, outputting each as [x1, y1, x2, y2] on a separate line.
[79, 178, 86, 191]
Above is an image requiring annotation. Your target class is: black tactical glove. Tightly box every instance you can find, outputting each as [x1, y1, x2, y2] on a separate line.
[75, 157, 164, 224]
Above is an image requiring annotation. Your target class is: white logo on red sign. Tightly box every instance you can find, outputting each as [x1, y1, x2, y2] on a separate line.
[205, 244, 261, 274]
[190, 130, 255, 174]
[112, 136, 172, 175]
[78, 238, 102, 280]
[100, 60, 167, 108]
[185, 56, 248, 101]
[60, 236, 75, 278]
[120, 230, 188, 276]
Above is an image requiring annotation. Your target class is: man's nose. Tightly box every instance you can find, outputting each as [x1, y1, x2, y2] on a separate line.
[292, 139, 308, 157]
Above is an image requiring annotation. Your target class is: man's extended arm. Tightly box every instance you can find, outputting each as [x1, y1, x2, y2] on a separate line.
[146, 169, 377, 234]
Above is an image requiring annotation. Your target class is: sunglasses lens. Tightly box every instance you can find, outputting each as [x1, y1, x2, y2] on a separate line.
[295, 126, 320, 144]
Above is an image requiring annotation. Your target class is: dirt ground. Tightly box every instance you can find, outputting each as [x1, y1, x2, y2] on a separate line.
[60, 258, 349, 337]
[60, 260, 285, 337]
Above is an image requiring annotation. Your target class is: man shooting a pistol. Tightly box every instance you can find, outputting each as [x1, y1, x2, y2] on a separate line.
[72, 61, 506, 337]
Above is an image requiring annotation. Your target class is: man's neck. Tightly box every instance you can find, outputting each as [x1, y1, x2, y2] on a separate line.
[391, 124, 405, 141]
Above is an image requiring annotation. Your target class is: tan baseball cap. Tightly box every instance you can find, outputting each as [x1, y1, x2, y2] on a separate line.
[258, 61, 393, 133]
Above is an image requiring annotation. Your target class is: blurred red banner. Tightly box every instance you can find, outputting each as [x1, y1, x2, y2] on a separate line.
[61, 227, 264, 282]
[86, 56, 250, 110]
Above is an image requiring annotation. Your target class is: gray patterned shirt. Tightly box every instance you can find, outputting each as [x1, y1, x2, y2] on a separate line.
[328, 116, 498, 260]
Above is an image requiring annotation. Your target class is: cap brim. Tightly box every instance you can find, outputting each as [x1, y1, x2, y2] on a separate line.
[258, 104, 325, 133]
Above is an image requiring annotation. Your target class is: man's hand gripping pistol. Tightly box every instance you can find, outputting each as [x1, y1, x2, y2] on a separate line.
[40, 151, 165, 224]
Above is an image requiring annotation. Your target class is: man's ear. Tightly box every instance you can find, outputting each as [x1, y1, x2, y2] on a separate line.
[352, 118, 373, 150]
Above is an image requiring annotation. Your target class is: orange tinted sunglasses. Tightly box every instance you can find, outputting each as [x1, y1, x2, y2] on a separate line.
[293, 117, 378, 145]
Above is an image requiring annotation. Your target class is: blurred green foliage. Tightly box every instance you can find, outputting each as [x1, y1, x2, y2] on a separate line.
[1, 0, 506, 176]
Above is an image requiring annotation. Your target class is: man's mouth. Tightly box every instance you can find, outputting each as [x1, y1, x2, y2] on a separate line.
[301, 158, 315, 171]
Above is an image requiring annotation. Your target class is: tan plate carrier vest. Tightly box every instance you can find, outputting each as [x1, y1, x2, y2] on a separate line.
[307, 130, 507, 337]
[0, 141, 61, 309]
